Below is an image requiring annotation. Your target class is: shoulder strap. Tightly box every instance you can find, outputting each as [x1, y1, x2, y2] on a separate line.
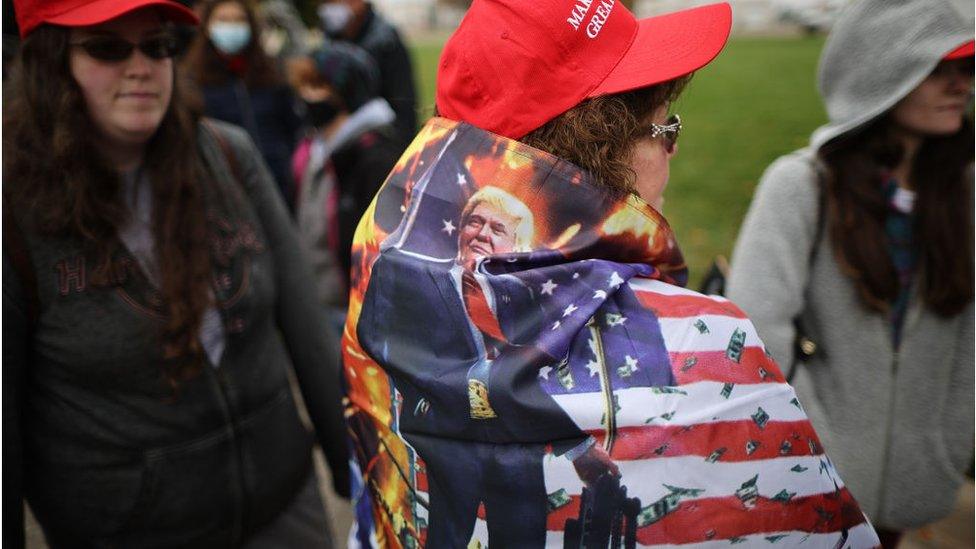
[202, 119, 244, 188]
[787, 163, 827, 381]
[808, 166, 827, 268]
[2, 203, 39, 327]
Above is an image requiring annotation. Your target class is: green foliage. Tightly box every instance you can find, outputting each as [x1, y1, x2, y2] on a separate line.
[408, 35, 829, 287]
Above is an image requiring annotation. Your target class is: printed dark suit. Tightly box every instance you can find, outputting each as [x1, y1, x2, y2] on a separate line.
[357, 247, 586, 546]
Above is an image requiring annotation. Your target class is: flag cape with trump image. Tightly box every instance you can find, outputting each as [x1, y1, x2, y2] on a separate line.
[341, 117, 880, 548]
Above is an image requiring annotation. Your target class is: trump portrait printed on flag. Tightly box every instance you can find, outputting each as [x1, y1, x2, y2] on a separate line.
[341, 118, 880, 548]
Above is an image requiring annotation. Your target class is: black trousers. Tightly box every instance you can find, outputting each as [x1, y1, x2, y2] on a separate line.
[407, 433, 549, 547]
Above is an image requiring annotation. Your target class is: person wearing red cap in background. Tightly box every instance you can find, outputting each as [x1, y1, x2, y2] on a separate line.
[728, 0, 973, 546]
[343, 1, 880, 547]
[3, 1, 348, 547]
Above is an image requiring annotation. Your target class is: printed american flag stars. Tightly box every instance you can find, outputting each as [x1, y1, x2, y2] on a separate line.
[441, 219, 456, 236]
[529, 276, 877, 547]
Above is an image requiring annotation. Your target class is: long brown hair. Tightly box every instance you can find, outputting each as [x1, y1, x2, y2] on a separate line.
[183, 0, 282, 88]
[819, 116, 974, 316]
[3, 24, 214, 386]
[521, 77, 690, 196]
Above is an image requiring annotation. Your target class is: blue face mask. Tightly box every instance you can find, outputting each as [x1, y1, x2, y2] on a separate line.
[318, 3, 354, 36]
[209, 22, 251, 55]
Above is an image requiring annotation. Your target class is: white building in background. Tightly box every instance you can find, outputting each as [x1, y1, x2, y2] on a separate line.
[372, 0, 971, 35]
[371, 0, 852, 35]
[371, 0, 465, 33]
[634, 0, 850, 33]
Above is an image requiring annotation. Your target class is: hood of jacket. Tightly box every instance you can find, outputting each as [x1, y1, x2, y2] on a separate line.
[368, 117, 689, 287]
[809, 0, 973, 151]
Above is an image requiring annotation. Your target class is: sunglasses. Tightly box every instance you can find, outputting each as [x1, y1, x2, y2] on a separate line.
[70, 33, 184, 62]
[642, 114, 682, 154]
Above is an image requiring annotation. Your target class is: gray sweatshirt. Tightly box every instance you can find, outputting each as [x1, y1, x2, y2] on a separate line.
[728, 0, 974, 530]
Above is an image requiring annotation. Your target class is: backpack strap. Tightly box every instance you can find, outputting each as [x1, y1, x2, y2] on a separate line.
[3, 203, 39, 328]
[807, 166, 827, 272]
[786, 161, 827, 382]
[201, 119, 244, 187]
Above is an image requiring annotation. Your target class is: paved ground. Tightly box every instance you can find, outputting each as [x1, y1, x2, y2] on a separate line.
[31, 476, 971, 547]
[899, 484, 974, 549]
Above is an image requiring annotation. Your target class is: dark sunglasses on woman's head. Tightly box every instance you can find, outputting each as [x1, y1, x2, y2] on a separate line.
[642, 114, 682, 154]
[70, 33, 184, 62]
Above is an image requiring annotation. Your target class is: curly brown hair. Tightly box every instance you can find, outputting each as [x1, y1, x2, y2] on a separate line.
[4, 24, 213, 388]
[521, 77, 690, 196]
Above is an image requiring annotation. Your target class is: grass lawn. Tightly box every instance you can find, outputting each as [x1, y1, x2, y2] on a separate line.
[408, 35, 828, 287]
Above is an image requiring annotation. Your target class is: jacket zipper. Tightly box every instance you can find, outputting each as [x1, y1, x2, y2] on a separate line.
[873, 350, 899, 524]
[587, 318, 616, 453]
[209, 366, 247, 544]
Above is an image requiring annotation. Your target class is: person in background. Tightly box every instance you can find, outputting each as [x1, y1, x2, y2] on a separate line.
[2, 0, 348, 546]
[316, 0, 417, 147]
[343, 0, 880, 546]
[258, 0, 309, 61]
[183, 0, 301, 206]
[728, 0, 973, 546]
[286, 42, 400, 330]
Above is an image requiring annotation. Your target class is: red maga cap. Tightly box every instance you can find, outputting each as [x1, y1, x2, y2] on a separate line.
[15, 0, 199, 38]
[945, 39, 974, 59]
[436, 0, 732, 139]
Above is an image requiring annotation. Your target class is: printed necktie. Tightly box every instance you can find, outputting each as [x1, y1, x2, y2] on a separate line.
[461, 270, 506, 348]
[461, 269, 504, 419]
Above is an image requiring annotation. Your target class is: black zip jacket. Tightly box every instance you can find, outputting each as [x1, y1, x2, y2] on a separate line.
[349, 3, 418, 146]
[2, 120, 349, 548]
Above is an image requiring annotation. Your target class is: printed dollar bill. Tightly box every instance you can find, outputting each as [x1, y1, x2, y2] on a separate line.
[772, 489, 796, 503]
[706, 447, 727, 463]
[735, 475, 759, 509]
[694, 319, 710, 334]
[650, 387, 688, 395]
[636, 493, 682, 527]
[557, 361, 575, 390]
[745, 439, 761, 455]
[547, 488, 572, 510]
[664, 484, 705, 497]
[726, 327, 747, 363]
[751, 406, 770, 429]
[780, 440, 793, 455]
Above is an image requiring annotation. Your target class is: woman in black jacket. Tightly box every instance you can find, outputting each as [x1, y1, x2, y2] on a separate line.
[3, 0, 347, 546]
[183, 0, 302, 206]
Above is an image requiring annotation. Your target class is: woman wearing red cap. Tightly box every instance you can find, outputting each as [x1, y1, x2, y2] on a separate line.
[729, 0, 974, 546]
[343, 1, 879, 547]
[3, 0, 348, 546]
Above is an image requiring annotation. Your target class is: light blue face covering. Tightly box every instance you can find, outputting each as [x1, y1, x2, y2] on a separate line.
[208, 22, 251, 55]
[318, 3, 354, 36]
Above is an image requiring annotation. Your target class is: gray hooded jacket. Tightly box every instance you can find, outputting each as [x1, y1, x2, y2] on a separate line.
[728, 0, 973, 530]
